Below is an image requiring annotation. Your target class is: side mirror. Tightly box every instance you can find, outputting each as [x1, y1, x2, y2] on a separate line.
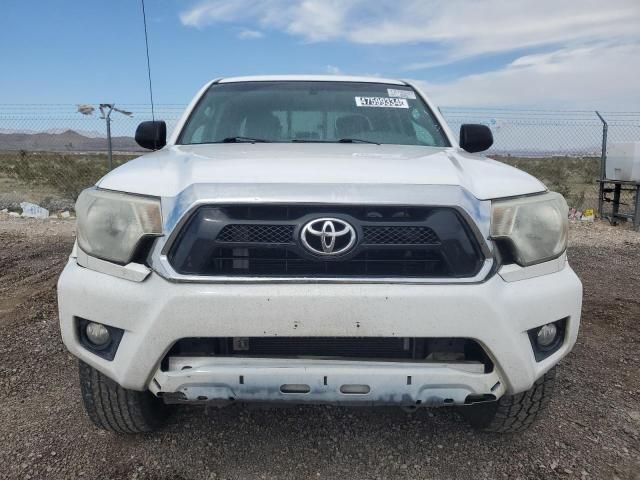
[459, 124, 493, 153]
[135, 121, 167, 150]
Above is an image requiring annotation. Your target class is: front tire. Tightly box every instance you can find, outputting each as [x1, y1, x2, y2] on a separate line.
[461, 367, 556, 433]
[78, 360, 171, 433]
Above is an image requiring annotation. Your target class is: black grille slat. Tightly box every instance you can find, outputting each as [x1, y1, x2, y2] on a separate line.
[218, 224, 440, 246]
[362, 225, 440, 245]
[217, 224, 295, 244]
[232, 337, 413, 359]
[166, 337, 495, 371]
[211, 247, 447, 277]
[168, 205, 484, 278]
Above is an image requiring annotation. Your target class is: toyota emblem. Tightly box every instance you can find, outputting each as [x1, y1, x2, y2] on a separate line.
[300, 218, 357, 256]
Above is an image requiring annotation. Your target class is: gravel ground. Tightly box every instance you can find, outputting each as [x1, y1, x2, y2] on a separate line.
[0, 215, 638, 480]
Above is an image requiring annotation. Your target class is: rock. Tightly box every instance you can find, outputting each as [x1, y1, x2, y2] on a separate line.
[20, 202, 49, 219]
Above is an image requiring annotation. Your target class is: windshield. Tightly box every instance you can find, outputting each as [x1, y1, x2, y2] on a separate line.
[178, 81, 450, 147]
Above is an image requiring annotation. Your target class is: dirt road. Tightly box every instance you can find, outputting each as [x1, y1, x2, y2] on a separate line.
[0, 217, 638, 480]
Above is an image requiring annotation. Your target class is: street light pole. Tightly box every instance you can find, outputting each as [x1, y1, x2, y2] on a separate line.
[78, 103, 133, 172]
[99, 104, 132, 171]
[103, 105, 114, 170]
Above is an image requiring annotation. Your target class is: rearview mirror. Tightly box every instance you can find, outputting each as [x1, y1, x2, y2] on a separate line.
[135, 121, 167, 150]
[459, 124, 493, 153]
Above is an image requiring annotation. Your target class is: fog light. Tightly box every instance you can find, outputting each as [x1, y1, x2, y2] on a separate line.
[85, 322, 111, 346]
[536, 323, 558, 348]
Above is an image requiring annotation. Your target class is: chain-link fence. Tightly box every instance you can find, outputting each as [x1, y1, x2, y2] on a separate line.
[443, 108, 640, 220]
[595, 112, 640, 221]
[0, 104, 638, 219]
[0, 104, 182, 211]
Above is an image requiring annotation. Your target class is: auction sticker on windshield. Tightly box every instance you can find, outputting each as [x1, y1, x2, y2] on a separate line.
[355, 97, 409, 108]
[387, 88, 417, 99]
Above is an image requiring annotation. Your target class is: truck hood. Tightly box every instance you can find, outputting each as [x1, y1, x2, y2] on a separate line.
[97, 143, 545, 200]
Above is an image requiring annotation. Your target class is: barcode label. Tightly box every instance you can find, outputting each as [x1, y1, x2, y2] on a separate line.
[355, 97, 409, 108]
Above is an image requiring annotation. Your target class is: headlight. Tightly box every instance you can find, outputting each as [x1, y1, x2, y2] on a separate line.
[76, 188, 162, 264]
[491, 192, 568, 267]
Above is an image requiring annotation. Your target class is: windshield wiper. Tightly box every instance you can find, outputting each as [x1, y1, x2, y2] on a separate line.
[337, 138, 380, 145]
[222, 136, 271, 143]
[290, 138, 381, 145]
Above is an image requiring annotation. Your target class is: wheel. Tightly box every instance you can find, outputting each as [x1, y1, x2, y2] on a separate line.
[460, 367, 556, 433]
[78, 360, 171, 433]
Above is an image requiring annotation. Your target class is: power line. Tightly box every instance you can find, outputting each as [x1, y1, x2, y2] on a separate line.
[140, 0, 155, 121]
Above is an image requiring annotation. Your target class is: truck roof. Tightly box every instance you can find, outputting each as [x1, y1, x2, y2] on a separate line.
[217, 75, 407, 85]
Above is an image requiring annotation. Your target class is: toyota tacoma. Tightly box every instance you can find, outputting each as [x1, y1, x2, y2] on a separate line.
[58, 76, 582, 433]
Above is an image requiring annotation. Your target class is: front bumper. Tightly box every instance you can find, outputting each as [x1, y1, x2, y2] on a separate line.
[58, 260, 582, 405]
[156, 357, 496, 407]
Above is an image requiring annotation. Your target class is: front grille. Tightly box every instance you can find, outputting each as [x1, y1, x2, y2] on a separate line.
[216, 224, 440, 246]
[217, 224, 295, 244]
[362, 225, 439, 245]
[168, 205, 484, 278]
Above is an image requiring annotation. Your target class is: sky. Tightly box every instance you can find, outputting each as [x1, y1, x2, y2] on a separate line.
[0, 0, 639, 110]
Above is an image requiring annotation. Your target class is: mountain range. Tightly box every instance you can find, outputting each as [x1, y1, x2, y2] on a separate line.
[0, 129, 142, 152]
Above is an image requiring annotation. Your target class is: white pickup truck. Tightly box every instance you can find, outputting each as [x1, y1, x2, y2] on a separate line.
[58, 75, 582, 433]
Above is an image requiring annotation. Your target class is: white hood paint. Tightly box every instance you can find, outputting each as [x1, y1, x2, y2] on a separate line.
[98, 143, 545, 200]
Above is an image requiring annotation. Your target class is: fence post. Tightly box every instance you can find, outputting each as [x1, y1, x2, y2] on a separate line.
[106, 111, 113, 171]
[595, 111, 608, 216]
